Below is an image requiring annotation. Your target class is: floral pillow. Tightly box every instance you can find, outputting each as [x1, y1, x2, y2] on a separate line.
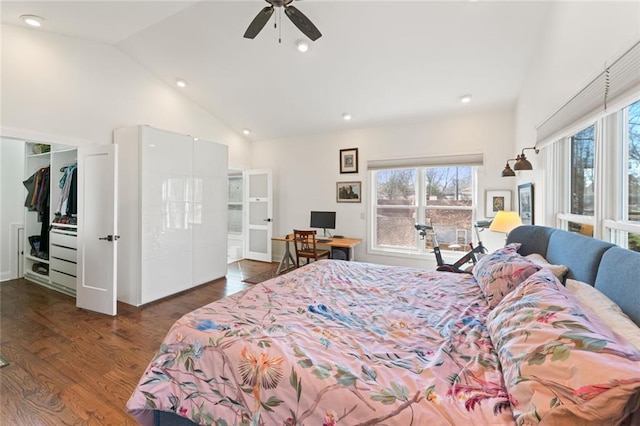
[488, 269, 640, 425]
[472, 243, 541, 308]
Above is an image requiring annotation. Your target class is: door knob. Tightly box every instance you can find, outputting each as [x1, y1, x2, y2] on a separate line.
[263, 218, 272, 222]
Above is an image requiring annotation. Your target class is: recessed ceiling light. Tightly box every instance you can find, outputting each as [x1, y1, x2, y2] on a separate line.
[243, 129, 251, 135]
[460, 94, 472, 104]
[20, 15, 44, 27]
[296, 40, 309, 53]
[176, 78, 188, 88]
[342, 113, 352, 121]
[193, 137, 199, 141]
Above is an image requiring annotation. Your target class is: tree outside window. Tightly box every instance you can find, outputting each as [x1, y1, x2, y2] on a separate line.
[373, 166, 473, 252]
[569, 125, 595, 235]
[627, 100, 640, 250]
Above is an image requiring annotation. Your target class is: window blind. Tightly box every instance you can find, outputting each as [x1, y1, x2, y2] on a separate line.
[536, 39, 640, 148]
[367, 152, 484, 170]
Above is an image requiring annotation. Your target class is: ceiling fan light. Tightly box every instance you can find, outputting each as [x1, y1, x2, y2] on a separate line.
[21, 15, 44, 27]
[296, 40, 309, 52]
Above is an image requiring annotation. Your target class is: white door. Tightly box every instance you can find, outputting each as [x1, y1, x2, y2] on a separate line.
[77, 144, 118, 315]
[244, 169, 272, 262]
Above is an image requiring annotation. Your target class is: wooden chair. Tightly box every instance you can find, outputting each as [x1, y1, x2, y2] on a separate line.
[293, 229, 330, 267]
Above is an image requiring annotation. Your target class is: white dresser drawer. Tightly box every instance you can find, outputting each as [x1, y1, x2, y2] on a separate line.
[51, 231, 77, 249]
[51, 244, 77, 263]
[50, 270, 76, 290]
[51, 257, 77, 277]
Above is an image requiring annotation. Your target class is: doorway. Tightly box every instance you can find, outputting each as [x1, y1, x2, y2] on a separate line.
[227, 170, 244, 263]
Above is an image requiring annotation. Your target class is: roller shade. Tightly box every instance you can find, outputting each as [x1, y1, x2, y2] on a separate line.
[536, 39, 640, 148]
[367, 153, 484, 170]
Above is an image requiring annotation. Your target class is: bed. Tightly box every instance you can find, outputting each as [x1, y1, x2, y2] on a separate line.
[127, 225, 640, 425]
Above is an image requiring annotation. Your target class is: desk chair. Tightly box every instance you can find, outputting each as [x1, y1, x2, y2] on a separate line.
[293, 229, 330, 267]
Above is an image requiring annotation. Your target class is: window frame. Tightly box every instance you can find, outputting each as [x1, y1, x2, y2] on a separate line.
[548, 98, 640, 251]
[368, 165, 477, 259]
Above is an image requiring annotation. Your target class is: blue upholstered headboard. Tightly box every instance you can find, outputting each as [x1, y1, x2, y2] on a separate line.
[507, 225, 640, 326]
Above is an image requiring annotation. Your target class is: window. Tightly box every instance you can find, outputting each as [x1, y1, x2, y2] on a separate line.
[568, 124, 596, 235]
[549, 99, 640, 251]
[372, 166, 474, 255]
[628, 100, 640, 223]
[621, 99, 640, 251]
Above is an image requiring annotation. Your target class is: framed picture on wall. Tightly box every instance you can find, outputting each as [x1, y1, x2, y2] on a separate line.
[337, 181, 361, 203]
[485, 190, 511, 218]
[339, 148, 358, 173]
[518, 183, 534, 225]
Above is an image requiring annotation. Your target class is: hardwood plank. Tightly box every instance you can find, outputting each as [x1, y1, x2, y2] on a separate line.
[0, 260, 278, 425]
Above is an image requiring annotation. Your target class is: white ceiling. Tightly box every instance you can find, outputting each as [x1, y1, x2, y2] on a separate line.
[1, 1, 552, 141]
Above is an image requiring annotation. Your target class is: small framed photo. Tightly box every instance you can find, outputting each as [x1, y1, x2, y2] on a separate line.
[485, 190, 512, 218]
[518, 183, 534, 225]
[339, 148, 358, 174]
[337, 181, 361, 203]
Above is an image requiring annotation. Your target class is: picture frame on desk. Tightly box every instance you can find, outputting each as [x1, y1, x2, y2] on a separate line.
[337, 181, 361, 203]
[339, 148, 358, 173]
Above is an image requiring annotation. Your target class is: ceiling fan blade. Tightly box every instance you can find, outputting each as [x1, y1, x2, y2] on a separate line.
[243, 6, 274, 39]
[284, 5, 322, 41]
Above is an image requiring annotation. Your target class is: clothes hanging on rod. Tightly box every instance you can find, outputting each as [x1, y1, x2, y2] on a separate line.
[23, 166, 51, 259]
[57, 163, 77, 216]
[23, 166, 50, 219]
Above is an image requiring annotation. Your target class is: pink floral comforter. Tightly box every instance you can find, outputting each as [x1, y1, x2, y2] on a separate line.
[127, 260, 514, 425]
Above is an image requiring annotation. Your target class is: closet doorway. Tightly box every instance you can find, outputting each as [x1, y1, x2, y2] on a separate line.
[227, 170, 244, 263]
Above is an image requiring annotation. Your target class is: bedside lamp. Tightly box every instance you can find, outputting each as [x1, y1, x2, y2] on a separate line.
[489, 210, 522, 240]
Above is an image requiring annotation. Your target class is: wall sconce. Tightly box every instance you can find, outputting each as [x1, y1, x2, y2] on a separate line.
[501, 159, 517, 177]
[514, 147, 540, 171]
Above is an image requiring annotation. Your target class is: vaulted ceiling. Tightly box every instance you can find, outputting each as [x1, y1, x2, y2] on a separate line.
[1, 1, 552, 141]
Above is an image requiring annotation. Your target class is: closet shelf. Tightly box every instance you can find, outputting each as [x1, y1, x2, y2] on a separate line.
[26, 152, 51, 158]
[51, 223, 78, 230]
[26, 255, 50, 264]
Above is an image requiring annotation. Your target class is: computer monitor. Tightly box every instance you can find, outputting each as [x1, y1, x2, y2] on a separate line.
[310, 211, 336, 237]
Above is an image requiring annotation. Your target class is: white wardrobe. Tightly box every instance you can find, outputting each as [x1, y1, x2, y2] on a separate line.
[115, 125, 228, 306]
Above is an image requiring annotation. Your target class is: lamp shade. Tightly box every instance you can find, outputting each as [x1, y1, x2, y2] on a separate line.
[514, 154, 533, 170]
[501, 161, 516, 177]
[489, 210, 522, 234]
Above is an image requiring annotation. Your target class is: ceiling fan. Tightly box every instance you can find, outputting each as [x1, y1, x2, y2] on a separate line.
[244, 0, 322, 42]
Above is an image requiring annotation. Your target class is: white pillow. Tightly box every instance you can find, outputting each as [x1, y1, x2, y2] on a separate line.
[525, 253, 568, 280]
[565, 278, 640, 352]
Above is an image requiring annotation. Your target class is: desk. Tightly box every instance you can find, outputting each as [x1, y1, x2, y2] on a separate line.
[272, 235, 363, 275]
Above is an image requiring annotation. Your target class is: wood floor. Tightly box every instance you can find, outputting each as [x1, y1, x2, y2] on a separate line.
[0, 260, 278, 425]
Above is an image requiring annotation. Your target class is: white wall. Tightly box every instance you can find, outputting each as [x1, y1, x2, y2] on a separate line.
[516, 2, 640, 225]
[1, 24, 252, 169]
[252, 107, 515, 268]
[0, 138, 26, 281]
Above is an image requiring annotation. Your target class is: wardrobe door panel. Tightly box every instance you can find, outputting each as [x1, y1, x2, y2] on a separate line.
[193, 243, 226, 286]
[192, 140, 227, 286]
[141, 252, 192, 304]
[141, 206, 192, 259]
[141, 172, 192, 213]
[141, 126, 192, 175]
[193, 140, 227, 177]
